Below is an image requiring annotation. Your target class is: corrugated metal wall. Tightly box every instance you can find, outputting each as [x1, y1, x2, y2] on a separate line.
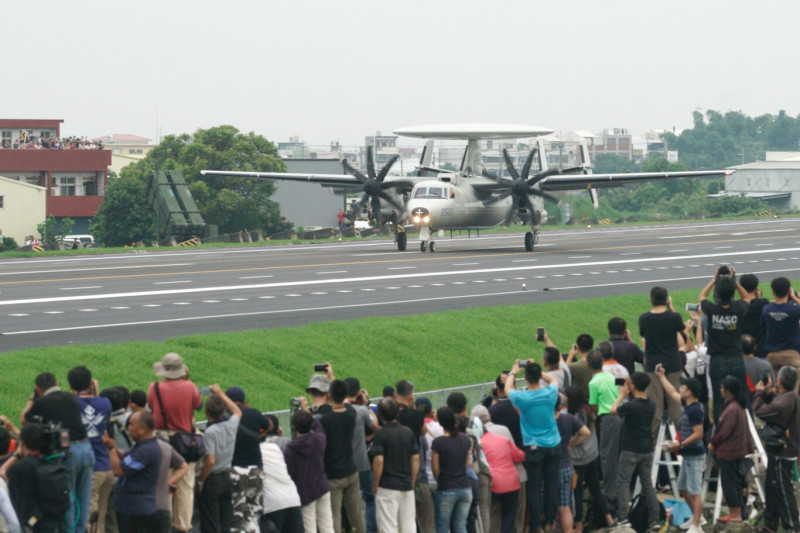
[0, 176, 47, 244]
[272, 159, 349, 229]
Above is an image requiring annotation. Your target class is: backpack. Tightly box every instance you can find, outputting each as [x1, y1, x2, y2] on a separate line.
[36, 457, 71, 518]
[627, 492, 665, 533]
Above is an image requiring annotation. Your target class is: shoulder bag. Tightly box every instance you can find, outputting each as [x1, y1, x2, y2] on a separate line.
[758, 394, 798, 455]
[154, 382, 205, 463]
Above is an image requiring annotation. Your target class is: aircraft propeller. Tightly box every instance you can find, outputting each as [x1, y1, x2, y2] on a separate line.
[484, 148, 576, 224]
[342, 145, 403, 223]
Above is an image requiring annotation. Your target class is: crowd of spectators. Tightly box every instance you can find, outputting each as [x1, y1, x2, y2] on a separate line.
[0, 267, 798, 533]
[1, 134, 103, 150]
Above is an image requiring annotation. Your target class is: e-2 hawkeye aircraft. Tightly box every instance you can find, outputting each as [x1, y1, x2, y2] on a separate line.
[201, 123, 730, 253]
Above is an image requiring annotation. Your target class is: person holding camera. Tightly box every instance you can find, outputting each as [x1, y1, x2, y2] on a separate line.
[345, 377, 379, 533]
[68, 366, 114, 533]
[609, 373, 658, 531]
[147, 353, 202, 533]
[227, 386, 271, 533]
[6, 423, 54, 533]
[20, 372, 93, 533]
[320, 379, 365, 533]
[699, 267, 749, 424]
[762, 277, 800, 375]
[505, 360, 560, 533]
[753, 366, 800, 533]
[586, 349, 623, 503]
[639, 286, 685, 440]
[284, 403, 333, 533]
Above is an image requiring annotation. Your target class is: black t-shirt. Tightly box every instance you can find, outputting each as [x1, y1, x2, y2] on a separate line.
[320, 405, 357, 479]
[26, 391, 87, 442]
[701, 300, 748, 358]
[639, 311, 685, 372]
[232, 406, 271, 468]
[371, 422, 419, 491]
[8, 455, 64, 532]
[397, 404, 425, 440]
[617, 397, 656, 454]
[740, 298, 769, 358]
[609, 338, 644, 377]
[488, 399, 523, 449]
[431, 433, 471, 491]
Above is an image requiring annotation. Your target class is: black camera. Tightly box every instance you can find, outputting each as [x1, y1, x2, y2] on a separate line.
[289, 397, 303, 410]
[29, 416, 70, 457]
[718, 265, 731, 277]
[313, 364, 328, 372]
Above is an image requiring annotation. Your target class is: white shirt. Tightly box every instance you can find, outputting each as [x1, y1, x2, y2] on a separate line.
[260, 441, 301, 513]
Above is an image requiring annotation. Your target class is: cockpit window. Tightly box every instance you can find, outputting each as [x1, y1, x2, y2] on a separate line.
[413, 187, 451, 199]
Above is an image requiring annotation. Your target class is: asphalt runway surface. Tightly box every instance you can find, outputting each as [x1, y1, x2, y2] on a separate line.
[1, 218, 799, 352]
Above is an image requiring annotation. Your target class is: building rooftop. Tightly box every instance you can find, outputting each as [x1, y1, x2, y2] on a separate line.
[93, 134, 152, 144]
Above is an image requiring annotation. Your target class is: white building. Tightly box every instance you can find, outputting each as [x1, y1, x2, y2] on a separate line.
[0, 175, 47, 244]
[718, 152, 800, 211]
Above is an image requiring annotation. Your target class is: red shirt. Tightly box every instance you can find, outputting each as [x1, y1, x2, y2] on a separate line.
[480, 432, 525, 494]
[147, 380, 202, 432]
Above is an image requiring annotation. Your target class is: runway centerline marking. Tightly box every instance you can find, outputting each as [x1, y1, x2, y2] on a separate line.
[3, 246, 800, 307]
[60, 286, 102, 291]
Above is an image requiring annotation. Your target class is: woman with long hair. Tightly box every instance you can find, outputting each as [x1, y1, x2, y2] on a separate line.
[431, 406, 473, 533]
[708, 375, 753, 522]
[565, 386, 614, 532]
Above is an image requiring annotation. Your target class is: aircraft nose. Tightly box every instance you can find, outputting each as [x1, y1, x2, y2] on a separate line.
[410, 206, 430, 225]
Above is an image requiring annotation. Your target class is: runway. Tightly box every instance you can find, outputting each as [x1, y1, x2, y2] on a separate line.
[1, 218, 799, 352]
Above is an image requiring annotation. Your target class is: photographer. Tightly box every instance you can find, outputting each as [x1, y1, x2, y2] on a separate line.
[699, 267, 749, 423]
[6, 424, 53, 533]
[68, 366, 114, 533]
[227, 386, 271, 533]
[284, 403, 333, 533]
[639, 286, 685, 439]
[21, 372, 93, 533]
[505, 360, 560, 533]
[345, 377, 379, 533]
[753, 366, 800, 532]
[762, 277, 800, 374]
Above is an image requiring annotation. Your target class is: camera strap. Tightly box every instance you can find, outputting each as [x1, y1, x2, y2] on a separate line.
[153, 383, 173, 431]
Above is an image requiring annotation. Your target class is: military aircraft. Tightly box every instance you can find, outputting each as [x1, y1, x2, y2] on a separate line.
[201, 123, 730, 253]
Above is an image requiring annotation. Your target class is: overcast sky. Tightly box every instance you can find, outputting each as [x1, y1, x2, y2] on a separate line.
[3, 1, 798, 148]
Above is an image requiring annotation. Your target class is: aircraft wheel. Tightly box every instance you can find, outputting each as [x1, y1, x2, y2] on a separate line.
[429, 241, 436, 253]
[524, 232, 534, 252]
[420, 241, 427, 252]
[396, 232, 407, 251]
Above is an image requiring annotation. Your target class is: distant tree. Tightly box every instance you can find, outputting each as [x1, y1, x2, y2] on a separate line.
[592, 153, 639, 174]
[441, 162, 458, 171]
[94, 125, 292, 244]
[90, 178, 156, 246]
[37, 215, 74, 247]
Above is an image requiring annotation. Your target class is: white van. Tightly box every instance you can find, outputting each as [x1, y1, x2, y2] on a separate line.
[62, 234, 95, 248]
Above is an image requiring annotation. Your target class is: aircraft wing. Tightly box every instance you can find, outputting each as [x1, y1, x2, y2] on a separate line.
[539, 169, 732, 191]
[200, 170, 359, 187]
[199, 169, 425, 191]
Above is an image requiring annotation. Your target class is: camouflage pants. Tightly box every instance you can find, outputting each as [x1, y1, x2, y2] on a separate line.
[230, 466, 264, 533]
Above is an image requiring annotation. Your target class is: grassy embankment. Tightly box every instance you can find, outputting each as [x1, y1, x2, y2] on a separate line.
[3, 283, 780, 419]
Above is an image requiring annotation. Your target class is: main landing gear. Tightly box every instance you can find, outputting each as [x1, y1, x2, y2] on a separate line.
[420, 241, 436, 252]
[524, 227, 540, 252]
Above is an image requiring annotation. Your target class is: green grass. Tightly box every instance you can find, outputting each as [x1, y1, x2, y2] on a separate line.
[0, 284, 742, 420]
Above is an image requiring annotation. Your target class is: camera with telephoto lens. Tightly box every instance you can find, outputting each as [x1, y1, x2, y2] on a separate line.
[29, 416, 70, 457]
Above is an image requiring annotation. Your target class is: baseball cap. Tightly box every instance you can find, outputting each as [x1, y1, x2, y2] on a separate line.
[225, 386, 245, 403]
[306, 374, 330, 393]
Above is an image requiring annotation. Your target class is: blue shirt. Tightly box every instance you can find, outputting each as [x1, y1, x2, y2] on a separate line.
[509, 384, 561, 448]
[114, 437, 161, 516]
[77, 396, 112, 472]
[761, 302, 800, 353]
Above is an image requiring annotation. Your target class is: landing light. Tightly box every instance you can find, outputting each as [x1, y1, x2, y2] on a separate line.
[413, 215, 420, 223]
[423, 215, 430, 223]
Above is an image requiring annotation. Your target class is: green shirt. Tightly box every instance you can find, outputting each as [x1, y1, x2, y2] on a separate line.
[588, 371, 617, 416]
